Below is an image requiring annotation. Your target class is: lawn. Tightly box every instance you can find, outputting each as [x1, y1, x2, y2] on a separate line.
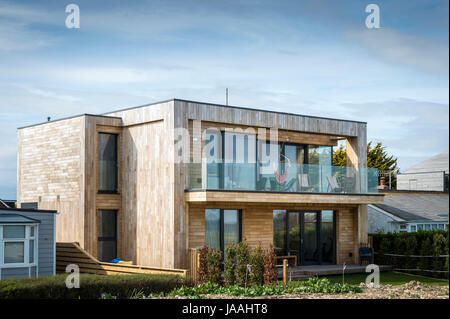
[0, 273, 190, 299]
[323, 272, 449, 286]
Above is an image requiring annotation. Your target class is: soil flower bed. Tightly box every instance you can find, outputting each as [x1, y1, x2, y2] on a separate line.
[149, 280, 448, 299]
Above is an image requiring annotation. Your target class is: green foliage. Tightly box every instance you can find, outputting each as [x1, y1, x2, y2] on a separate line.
[0, 273, 190, 299]
[432, 233, 448, 279]
[160, 277, 361, 298]
[333, 141, 400, 187]
[372, 230, 448, 278]
[263, 244, 278, 286]
[235, 241, 251, 287]
[205, 248, 222, 284]
[197, 245, 209, 284]
[249, 244, 265, 286]
[379, 237, 391, 265]
[393, 237, 407, 269]
[419, 238, 433, 276]
[405, 236, 418, 270]
[332, 145, 347, 167]
[223, 244, 237, 287]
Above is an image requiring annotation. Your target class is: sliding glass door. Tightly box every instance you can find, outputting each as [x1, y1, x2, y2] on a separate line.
[273, 210, 336, 265]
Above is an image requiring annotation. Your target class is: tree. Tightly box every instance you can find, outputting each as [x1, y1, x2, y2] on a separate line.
[333, 141, 400, 188]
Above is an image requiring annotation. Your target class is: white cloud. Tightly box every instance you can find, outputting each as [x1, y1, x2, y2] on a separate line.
[345, 28, 449, 75]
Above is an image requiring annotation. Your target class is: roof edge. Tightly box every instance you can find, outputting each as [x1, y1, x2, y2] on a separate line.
[17, 114, 122, 130]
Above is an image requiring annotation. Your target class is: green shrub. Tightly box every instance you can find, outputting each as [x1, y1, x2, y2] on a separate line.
[371, 230, 449, 279]
[405, 236, 418, 270]
[249, 244, 264, 286]
[197, 245, 209, 284]
[205, 248, 222, 284]
[419, 238, 433, 276]
[378, 237, 391, 265]
[393, 237, 406, 269]
[224, 244, 237, 287]
[263, 244, 278, 286]
[432, 233, 447, 278]
[235, 241, 250, 287]
[0, 273, 190, 299]
[160, 277, 361, 298]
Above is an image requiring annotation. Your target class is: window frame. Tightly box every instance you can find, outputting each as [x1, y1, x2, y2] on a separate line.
[0, 224, 39, 268]
[205, 209, 242, 254]
[97, 132, 119, 194]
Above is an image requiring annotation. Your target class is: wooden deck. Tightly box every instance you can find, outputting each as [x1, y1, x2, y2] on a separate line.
[56, 242, 188, 277]
[278, 264, 392, 280]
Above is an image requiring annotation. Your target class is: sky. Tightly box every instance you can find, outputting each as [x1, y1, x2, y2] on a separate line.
[0, 0, 448, 199]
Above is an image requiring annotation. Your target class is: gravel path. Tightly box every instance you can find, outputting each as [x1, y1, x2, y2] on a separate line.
[274, 281, 449, 299]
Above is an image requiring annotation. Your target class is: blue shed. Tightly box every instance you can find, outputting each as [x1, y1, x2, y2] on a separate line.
[0, 208, 57, 280]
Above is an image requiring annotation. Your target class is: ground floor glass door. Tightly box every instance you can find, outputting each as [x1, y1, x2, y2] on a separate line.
[97, 209, 117, 262]
[274, 210, 335, 265]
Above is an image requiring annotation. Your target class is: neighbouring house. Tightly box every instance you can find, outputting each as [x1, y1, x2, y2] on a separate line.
[0, 208, 56, 279]
[397, 149, 449, 192]
[17, 99, 384, 271]
[368, 191, 449, 233]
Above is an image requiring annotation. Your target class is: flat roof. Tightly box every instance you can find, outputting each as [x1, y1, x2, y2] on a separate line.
[17, 113, 122, 130]
[0, 208, 58, 214]
[105, 98, 367, 124]
[0, 213, 41, 224]
[19, 98, 367, 130]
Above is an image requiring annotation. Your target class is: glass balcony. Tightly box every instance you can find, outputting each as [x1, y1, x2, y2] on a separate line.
[185, 162, 379, 194]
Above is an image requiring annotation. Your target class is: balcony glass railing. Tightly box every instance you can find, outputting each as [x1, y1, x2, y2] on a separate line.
[185, 162, 379, 194]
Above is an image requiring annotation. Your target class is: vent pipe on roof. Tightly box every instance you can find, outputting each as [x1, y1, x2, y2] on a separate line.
[226, 88, 228, 106]
[47, 117, 51, 122]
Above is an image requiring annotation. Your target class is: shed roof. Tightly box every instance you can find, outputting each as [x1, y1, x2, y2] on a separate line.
[405, 149, 449, 174]
[372, 192, 449, 222]
[0, 213, 41, 224]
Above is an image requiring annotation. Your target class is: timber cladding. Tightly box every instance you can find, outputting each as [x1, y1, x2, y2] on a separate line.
[17, 99, 376, 270]
[17, 116, 85, 245]
[188, 202, 359, 263]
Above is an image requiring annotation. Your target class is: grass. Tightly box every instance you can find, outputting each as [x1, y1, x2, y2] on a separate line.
[323, 272, 449, 286]
[0, 273, 190, 299]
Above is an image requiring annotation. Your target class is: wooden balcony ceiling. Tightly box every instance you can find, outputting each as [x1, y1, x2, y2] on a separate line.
[185, 190, 384, 205]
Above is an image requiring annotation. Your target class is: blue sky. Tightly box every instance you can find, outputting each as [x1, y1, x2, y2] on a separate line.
[0, 0, 448, 199]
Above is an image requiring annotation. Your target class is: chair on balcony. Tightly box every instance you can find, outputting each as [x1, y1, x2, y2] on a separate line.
[297, 174, 313, 192]
[342, 176, 356, 193]
[326, 176, 343, 193]
[269, 177, 296, 192]
[256, 177, 267, 191]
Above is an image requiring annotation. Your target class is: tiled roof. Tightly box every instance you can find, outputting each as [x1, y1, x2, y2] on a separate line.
[373, 192, 449, 222]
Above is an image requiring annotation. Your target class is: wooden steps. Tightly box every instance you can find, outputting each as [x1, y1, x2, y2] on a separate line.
[56, 242, 188, 277]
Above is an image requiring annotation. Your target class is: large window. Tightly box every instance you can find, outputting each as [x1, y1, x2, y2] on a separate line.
[98, 133, 118, 193]
[205, 209, 241, 255]
[273, 210, 335, 265]
[204, 131, 334, 193]
[0, 224, 38, 266]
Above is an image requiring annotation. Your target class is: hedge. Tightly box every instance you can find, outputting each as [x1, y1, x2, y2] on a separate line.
[371, 230, 449, 279]
[0, 273, 191, 299]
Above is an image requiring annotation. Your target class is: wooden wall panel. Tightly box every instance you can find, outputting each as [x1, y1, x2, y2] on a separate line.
[17, 116, 86, 246]
[188, 206, 205, 249]
[84, 116, 122, 258]
[336, 208, 358, 264]
[177, 100, 365, 137]
[242, 208, 273, 249]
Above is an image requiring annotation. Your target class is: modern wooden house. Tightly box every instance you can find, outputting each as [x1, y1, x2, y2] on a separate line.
[17, 99, 383, 271]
